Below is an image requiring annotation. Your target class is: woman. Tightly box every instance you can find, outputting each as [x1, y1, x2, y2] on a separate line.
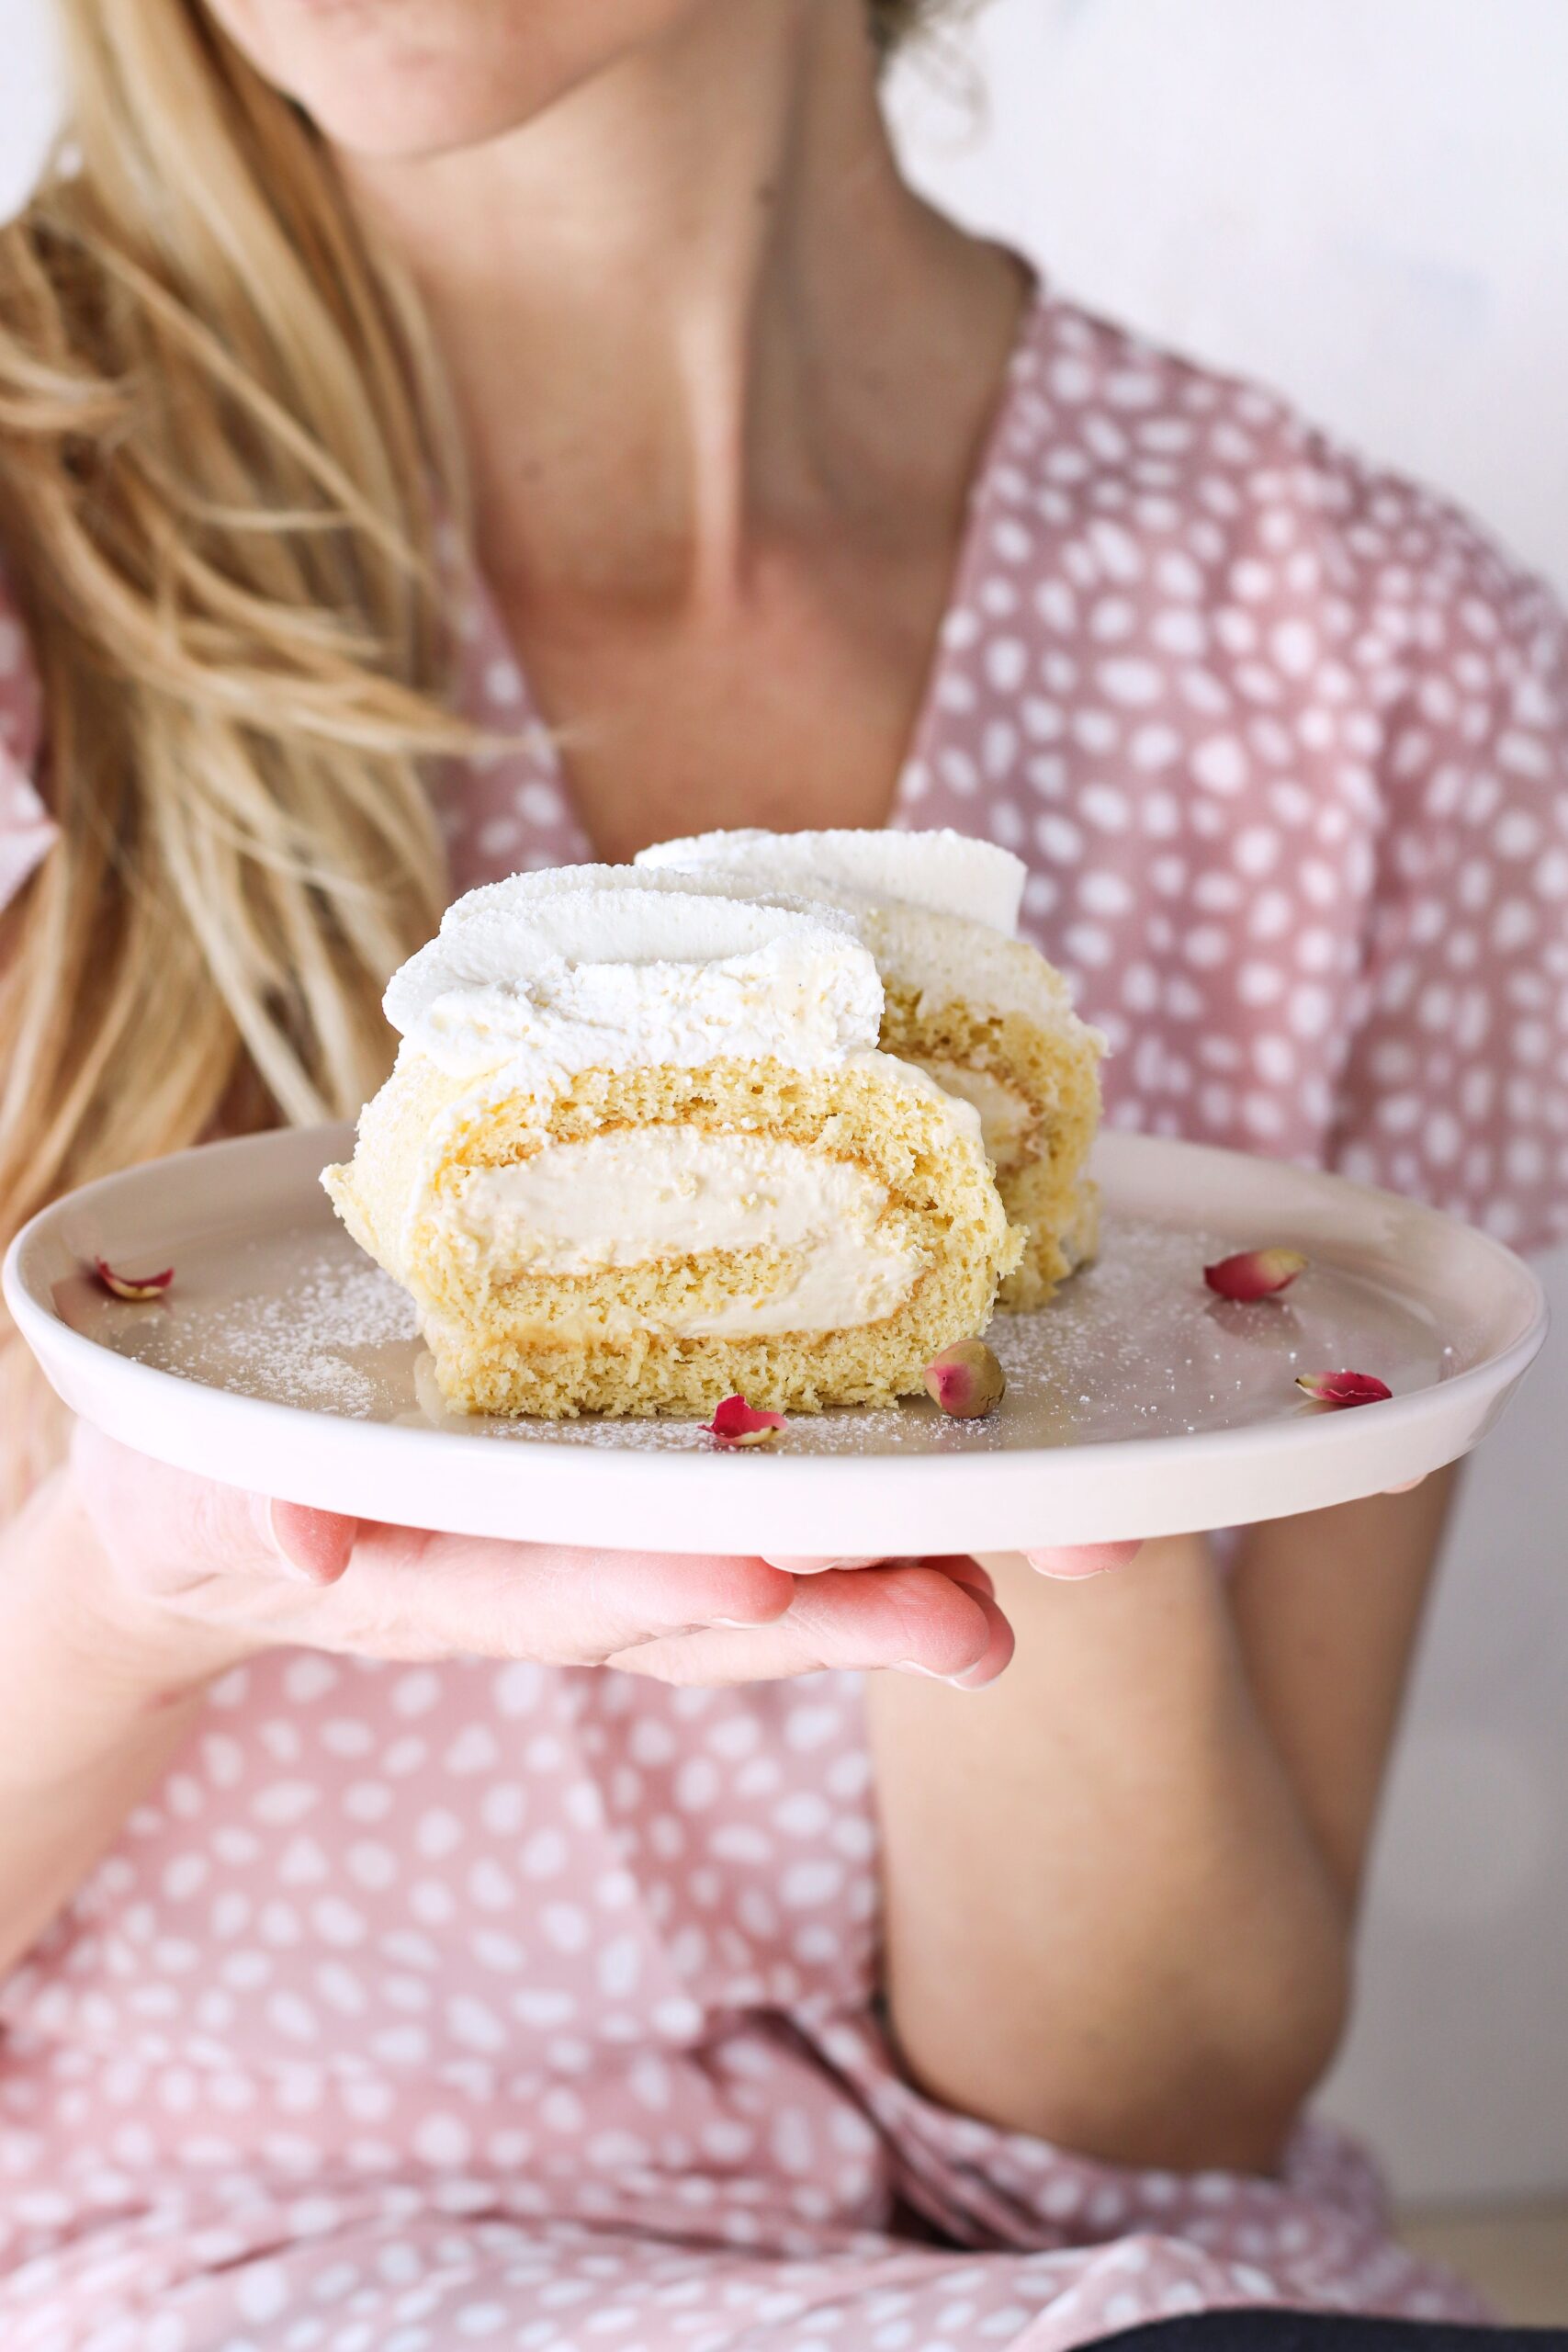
[0, 3, 1564, 2346]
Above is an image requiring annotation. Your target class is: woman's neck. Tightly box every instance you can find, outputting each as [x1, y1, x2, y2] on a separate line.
[341, 0, 1021, 613]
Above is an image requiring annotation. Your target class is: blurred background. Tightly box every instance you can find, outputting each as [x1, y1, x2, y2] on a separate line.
[3, 0, 1566, 2310]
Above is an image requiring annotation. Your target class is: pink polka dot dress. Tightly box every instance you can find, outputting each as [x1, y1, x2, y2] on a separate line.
[3, 286, 1566, 2352]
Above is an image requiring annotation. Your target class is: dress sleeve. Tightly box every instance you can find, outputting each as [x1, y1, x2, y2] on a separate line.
[1327, 522, 1568, 1255]
[0, 571, 53, 915]
[798, 2007, 1485, 2329]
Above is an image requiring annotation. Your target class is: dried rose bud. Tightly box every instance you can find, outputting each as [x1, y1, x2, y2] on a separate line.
[94, 1257, 175, 1302]
[705, 1395, 788, 1448]
[1295, 1370, 1393, 1408]
[1204, 1247, 1308, 1303]
[924, 1339, 1007, 1419]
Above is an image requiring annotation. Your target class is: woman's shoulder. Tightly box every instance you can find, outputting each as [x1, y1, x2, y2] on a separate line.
[962, 291, 1568, 1250]
[994, 283, 1566, 855]
[1005, 285, 1563, 669]
[0, 558, 53, 916]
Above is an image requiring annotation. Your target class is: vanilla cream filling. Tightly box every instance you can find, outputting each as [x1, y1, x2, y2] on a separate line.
[913, 1059, 1037, 1170]
[448, 1128, 922, 1336]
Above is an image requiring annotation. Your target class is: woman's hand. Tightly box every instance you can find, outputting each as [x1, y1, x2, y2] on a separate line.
[64, 1425, 1010, 1696]
[0, 1433, 1010, 1984]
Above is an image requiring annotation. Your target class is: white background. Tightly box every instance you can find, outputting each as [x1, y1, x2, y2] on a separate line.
[4, 0, 1566, 2204]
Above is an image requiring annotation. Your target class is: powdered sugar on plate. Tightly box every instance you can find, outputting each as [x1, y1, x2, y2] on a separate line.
[117, 1236, 419, 1420]
[96, 1209, 1443, 1456]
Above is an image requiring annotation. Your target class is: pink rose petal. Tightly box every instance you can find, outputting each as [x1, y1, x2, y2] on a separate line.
[1204, 1247, 1308, 1302]
[1295, 1370, 1393, 1408]
[94, 1257, 175, 1302]
[705, 1395, 788, 1448]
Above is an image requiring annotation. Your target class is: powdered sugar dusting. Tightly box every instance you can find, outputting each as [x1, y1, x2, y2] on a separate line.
[130, 1239, 419, 1419]
[100, 1210, 1443, 1454]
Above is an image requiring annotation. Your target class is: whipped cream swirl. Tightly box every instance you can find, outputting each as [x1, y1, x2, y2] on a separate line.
[636, 826, 1026, 934]
[383, 866, 884, 1086]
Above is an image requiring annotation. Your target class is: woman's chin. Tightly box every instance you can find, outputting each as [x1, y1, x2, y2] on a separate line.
[293, 76, 558, 164]
[211, 0, 716, 165]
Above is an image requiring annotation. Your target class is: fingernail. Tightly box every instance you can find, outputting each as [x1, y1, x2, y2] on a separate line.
[762, 1555, 882, 1572]
[259, 1496, 316, 1579]
[950, 1659, 1004, 1690]
[264, 1498, 351, 1584]
[891, 1659, 998, 1690]
[1025, 1542, 1139, 1579]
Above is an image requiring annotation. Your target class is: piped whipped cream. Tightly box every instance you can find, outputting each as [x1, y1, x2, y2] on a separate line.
[448, 1128, 922, 1336]
[383, 868, 883, 1085]
[636, 827, 1027, 934]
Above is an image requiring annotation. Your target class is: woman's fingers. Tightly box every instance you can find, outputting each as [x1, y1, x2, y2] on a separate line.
[897, 1577, 1014, 1688]
[759, 1555, 998, 1589]
[71, 1423, 342, 1591]
[614, 1558, 1012, 1688]
[570, 1544, 797, 1645]
[1022, 1540, 1143, 1580]
[68, 1424, 1027, 1681]
[266, 1499, 359, 1584]
[789, 1560, 1007, 1677]
[69, 1423, 800, 1666]
[339, 1524, 797, 1667]
[764, 1544, 1142, 1590]
[924, 1553, 995, 1600]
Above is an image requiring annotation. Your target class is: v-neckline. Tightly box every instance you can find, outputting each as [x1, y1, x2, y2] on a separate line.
[446, 279, 1047, 865]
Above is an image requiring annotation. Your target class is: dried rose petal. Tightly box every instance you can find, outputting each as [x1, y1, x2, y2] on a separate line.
[924, 1339, 1006, 1419]
[705, 1395, 788, 1448]
[1204, 1247, 1308, 1302]
[1295, 1370, 1393, 1408]
[94, 1257, 175, 1302]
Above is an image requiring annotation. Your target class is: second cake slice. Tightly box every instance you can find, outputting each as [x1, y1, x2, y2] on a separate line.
[323, 870, 1021, 1417]
[637, 827, 1103, 1307]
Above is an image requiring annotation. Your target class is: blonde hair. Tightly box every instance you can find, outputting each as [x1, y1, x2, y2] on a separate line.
[0, 0, 951, 1262]
[0, 0, 484, 1250]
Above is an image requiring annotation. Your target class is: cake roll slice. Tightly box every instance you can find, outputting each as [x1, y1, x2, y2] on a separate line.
[636, 828, 1103, 1309]
[323, 871, 1021, 1418]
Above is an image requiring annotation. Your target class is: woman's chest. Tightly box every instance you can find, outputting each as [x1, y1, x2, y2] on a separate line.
[446, 543, 1389, 1177]
[478, 540, 952, 862]
[2, 1657, 879, 2077]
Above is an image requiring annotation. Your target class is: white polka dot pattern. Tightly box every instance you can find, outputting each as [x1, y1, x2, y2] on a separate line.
[0, 292, 1558, 2345]
[0, 1657, 1481, 2350]
[886, 298, 1568, 1253]
[423, 297, 1568, 1252]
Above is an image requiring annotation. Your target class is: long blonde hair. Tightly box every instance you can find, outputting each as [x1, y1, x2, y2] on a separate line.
[0, 0, 484, 1250]
[0, 0, 943, 1259]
